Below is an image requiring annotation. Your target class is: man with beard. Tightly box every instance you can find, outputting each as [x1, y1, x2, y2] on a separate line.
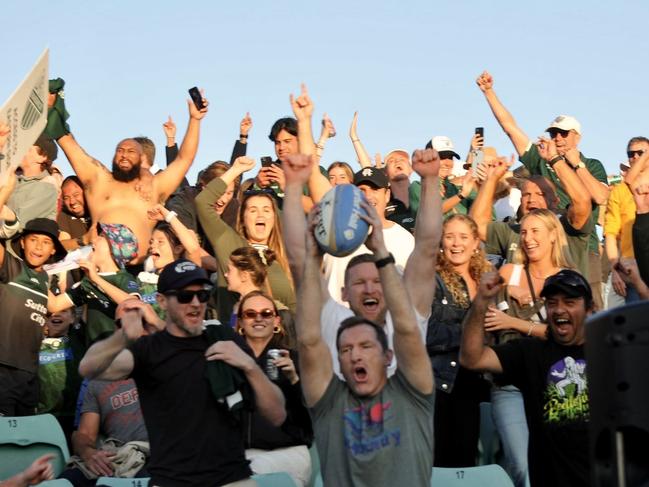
[49, 91, 209, 265]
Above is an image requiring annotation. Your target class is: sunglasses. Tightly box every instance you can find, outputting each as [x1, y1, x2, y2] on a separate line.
[548, 128, 571, 138]
[241, 308, 276, 320]
[627, 150, 645, 158]
[165, 289, 211, 304]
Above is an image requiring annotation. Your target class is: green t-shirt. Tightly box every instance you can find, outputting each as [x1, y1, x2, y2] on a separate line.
[66, 271, 139, 345]
[520, 144, 607, 253]
[0, 253, 50, 373]
[137, 271, 165, 320]
[486, 213, 594, 278]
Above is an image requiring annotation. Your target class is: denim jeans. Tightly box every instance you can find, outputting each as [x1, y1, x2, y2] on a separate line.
[491, 385, 530, 487]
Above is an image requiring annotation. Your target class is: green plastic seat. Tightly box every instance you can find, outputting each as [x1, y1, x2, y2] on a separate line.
[252, 472, 298, 486]
[432, 465, 514, 486]
[37, 481, 74, 486]
[0, 414, 70, 479]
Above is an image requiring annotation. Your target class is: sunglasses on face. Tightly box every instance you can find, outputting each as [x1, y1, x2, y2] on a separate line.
[548, 129, 571, 138]
[165, 289, 211, 304]
[241, 308, 276, 320]
[627, 150, 645, 158]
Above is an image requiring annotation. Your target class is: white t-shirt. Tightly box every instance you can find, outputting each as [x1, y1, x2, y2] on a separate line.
[322, 222, 415, 305]
[320, 297, 429, 378]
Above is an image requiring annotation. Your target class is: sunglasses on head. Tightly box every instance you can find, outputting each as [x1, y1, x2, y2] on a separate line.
[165, 289, 211, 304]
[241, 308, 276, 320]
[548, 128, 571, 138]
[627, 150, 645, 158]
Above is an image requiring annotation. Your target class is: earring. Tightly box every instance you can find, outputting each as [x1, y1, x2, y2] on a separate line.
[237, 327, 245, 336]
[273, 325, 281, 334]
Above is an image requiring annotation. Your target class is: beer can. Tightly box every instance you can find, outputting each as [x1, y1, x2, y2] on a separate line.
[266, 349, 283, 381]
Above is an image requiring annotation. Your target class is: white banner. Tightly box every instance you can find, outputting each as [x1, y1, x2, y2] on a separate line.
[0, 48, 49, 181]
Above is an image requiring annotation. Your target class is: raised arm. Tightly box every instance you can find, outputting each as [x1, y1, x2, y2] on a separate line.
[537, 138, 592, 229]
[154, 92, 209, 200]
[469, 159, 510, 241]
[230, 112, 252, 164]
[290, 84, 331, 204]
[363, 202, 433, 393]
[295, 208, 334, 407]
[459, 271, 504, 373]
[314, 113, 335, 163]
[561, 146, 609, 205]
[0, 168, 17, 266]
[78, 300, 145, 380]
[349, 111, 372, 168]
[403, 149, 442, 317]
[476, 71, 530, 157]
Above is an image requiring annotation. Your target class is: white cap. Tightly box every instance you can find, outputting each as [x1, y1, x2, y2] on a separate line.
[546, 115, 581, 135]
[428, 136, 460, 159]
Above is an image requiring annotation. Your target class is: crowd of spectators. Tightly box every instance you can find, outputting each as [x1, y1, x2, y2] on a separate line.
[1, 71, 649, 487]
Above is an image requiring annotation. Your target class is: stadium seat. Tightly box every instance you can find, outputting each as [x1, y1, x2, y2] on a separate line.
[0, 414, 70, 479]
[307, 444, 321, 487]
[252, 472, 299, 486]
[37, 481, 74, 486]
[432, 465, 514, 486]
[95, 478, 150, 486]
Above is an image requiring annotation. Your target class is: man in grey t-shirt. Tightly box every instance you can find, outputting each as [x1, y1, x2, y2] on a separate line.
[295, 198, 435, 487]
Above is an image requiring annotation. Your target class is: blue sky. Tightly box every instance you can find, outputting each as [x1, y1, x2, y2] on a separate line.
[1, 1, 647, 183]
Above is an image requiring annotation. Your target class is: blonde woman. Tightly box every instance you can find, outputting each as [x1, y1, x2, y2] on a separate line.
[484, 208, 577, 487]
[426, 214, 493, 467]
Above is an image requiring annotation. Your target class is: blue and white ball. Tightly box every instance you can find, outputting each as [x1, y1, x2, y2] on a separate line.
[315, 185, 370, 257]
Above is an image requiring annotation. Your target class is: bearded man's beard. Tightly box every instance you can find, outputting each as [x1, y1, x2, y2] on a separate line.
[112, 161, 141, 182]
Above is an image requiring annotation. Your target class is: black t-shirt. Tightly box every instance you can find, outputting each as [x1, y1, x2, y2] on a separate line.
[494, 337, 590, 487]
[129, 329, 252, 487]
[0, 253, 49, 372]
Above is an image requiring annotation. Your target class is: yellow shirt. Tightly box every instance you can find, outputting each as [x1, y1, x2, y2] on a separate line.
[604, 183, 636, 258]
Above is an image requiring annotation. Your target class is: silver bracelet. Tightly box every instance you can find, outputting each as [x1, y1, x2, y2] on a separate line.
[165, 210, 177, 223]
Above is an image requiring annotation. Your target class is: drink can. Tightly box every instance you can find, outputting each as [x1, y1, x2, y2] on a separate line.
[266, 349, 282, 381]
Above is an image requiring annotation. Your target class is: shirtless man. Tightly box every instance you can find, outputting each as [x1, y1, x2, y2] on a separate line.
[52, 92, 209, 263]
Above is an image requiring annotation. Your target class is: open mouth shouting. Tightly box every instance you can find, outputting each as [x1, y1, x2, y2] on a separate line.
[353, 365, 368, 383]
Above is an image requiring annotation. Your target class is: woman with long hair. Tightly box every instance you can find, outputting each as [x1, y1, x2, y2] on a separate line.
[426, 214, 493, 467]
[235, 291, 312, 486]
[196, 156, 296, 322]
[482, 208, 576, 487]
[327, 161, 354, 186]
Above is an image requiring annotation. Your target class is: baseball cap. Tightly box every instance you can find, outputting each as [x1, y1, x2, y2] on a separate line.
[353, 167, 389, 189]
[540, 269, 592, 302]
[426, 136, 460, 159]
[11, 218, 67, 262]
[158, 259, 212, 294]
[546, 115, 581, 135]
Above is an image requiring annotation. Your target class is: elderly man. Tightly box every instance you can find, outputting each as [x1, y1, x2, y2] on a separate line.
[476, 70, 609, 309]
[48, 90, 209, 265]
[79, 260, 286, 486]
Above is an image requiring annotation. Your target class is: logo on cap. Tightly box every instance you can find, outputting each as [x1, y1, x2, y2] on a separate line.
[362, 168, 373, 177]
[175, 262, 197, 273]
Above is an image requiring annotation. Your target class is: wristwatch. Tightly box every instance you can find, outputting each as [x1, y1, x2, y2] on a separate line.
[375, 253, 395, 269]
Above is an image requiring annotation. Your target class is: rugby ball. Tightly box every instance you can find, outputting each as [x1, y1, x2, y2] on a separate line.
[315, 185, 370, 257]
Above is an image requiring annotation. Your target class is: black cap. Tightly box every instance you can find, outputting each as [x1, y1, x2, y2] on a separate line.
[11, 218, 67, 262]
[353, 167, 389, 189]
[157, 259, 212, 294]
[540, 269, 592, 302]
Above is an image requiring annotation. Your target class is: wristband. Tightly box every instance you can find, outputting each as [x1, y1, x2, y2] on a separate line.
[375, 253, 395, 269]
[458, 193, 466, 201]
[352, 138, 360, 142]
[548, 155, 564, 167]
[239, 134, 248, 139]
[315, 143, 325, 150]
[527, 322, 536, 336]
[165, 210, 178, 223]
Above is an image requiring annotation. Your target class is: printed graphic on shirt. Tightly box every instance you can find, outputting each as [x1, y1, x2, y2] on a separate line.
[543, 356, 589, 424]
[343, 400, 401, 456]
